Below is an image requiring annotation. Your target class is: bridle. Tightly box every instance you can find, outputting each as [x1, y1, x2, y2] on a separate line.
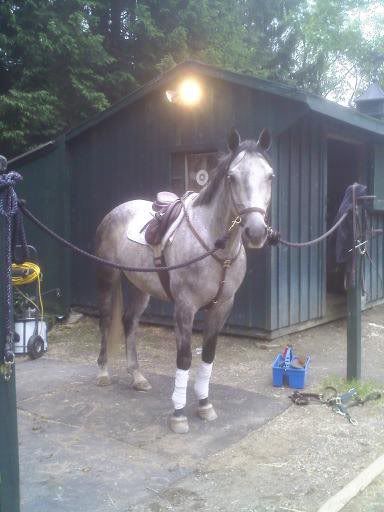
[225, 152, 269, 235]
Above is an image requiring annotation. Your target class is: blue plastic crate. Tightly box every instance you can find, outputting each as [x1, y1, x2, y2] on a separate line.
[272, 353, 310, 389]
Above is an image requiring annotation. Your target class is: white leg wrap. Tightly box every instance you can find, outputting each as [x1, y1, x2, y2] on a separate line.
[172, 369, 189, 410]
[98, 366, 109, 378]
[194, 361, 213, 400]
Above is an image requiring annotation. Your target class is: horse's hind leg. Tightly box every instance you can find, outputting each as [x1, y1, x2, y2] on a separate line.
[97, 266, 122, 386]
[195, 298, 234, 421]
[123, 280, 151, 391]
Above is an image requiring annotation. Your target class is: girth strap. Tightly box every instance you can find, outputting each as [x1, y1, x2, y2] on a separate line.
[204, 259, 232, 310]
[154, 251, 232, 309]
[154, 254, 173, 301]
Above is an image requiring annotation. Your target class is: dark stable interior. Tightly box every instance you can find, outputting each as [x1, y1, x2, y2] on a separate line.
[326, 138, 360, 294]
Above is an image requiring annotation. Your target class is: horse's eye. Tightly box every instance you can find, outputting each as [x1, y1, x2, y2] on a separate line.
[268, 173, 275, 181]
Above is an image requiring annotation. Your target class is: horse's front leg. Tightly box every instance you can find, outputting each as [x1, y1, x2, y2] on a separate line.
[195, 298, 234, 421]
[169, 302, 195, 434]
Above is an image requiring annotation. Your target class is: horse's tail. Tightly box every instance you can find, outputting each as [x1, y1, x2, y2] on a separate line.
[106, 273, 125, 360]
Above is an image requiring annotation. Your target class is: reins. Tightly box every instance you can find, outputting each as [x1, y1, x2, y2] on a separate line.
[180, 197, 243, 266]
[18, 180, 351, 276]
[19, 200, 222, 273]
[7, 160, 353, 280]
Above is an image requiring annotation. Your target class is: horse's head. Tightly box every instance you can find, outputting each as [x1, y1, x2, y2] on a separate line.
[226, 128, 273, 249]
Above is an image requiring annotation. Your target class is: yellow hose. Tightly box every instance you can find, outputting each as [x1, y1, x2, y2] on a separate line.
[11, 262, 41, 285]
[12, 262, 44, 320]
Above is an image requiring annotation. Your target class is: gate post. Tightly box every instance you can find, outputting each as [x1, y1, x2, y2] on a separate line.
[346, 185, 364, 381]
[0, 156, 20, 512]
[346, 252, 362, 380]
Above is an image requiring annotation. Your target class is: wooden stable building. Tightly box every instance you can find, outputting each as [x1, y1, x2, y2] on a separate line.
[11, 61, 384, 338]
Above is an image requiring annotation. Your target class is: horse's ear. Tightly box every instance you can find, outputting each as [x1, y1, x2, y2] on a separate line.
[257, 128, 272, 151]
[228, 128, 241, 152]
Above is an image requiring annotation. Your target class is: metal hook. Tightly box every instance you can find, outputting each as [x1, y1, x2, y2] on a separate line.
[228, 216, 242, 232]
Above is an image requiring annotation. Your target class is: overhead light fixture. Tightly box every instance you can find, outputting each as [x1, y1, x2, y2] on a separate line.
[165, 77, 203, 107]
[165, 90, 178, 103]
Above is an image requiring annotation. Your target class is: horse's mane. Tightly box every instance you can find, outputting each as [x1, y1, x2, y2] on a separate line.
[193, 140, 262, 207]
[193, 152, 231, 206]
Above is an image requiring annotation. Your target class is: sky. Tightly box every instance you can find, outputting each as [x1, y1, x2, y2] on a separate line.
[354, 2, 384, 39]
[330, 2, 384, 105]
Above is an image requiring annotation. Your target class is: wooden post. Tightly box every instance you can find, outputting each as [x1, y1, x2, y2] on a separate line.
[346, 185, 364, 381]
[0, 163, 20, 511]
[346, 252, 362, 380]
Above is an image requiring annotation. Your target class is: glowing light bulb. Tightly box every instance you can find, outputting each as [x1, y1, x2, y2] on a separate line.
[178, 78, 202, 106]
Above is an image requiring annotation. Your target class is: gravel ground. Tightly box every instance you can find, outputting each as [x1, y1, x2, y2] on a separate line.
[33, 303, 384, 511]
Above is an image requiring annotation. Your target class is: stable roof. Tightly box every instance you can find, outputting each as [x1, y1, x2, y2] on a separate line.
[355, 83, 384, 103]
[11, 61, 384, 166]
[66, 60, 384, 140]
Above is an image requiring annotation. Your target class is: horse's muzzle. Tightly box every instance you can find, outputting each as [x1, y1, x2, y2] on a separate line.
[243, 216, 268, 248]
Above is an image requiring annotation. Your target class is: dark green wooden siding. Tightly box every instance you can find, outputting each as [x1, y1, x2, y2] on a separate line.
[365, 213, 384, 303]
[372, 143, 384, 211]
[269, 116, 326, 330]
[12, 139, 71, 313]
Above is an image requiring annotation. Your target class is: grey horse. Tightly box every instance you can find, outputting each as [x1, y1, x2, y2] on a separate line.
[95, 128, 274, 433]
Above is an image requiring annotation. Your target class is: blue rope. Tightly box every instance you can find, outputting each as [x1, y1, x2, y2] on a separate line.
[0, 171, 23, 364]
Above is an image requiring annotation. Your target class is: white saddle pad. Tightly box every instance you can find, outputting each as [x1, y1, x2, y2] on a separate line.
[126, 193, 197, 247]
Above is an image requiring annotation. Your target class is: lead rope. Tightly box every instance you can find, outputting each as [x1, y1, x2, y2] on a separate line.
[266, 211, 349, 247]
[20, 195, 350, 272]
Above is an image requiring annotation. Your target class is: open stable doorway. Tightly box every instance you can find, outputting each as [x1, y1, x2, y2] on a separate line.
[326, 138, 364, 310]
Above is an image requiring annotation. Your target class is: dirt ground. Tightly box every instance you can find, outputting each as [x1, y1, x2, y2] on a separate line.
[18, 304, 384, 511]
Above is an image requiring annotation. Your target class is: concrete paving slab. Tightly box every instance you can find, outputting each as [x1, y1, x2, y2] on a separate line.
[16, 358, 95, 401]
[18, 411, 190, 512]
[17, 358, 288, 511]
[17, 359, 288, 458]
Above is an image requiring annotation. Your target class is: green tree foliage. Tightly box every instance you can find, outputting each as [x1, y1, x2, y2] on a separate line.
[0, 0, 129, 156]
[288, 0, 383, 101]
[1, 0, 383, 158]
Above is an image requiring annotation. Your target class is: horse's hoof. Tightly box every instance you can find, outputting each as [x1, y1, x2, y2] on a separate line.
[96, 375, 111, 387]
[197, 403, 218, 421]
[133, 378, 152, 392]
[131, 371, 152, 391]
[169, 414, 189, 434]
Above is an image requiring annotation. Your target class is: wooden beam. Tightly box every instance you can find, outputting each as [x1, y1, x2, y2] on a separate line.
[317, 453, 384, 512]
